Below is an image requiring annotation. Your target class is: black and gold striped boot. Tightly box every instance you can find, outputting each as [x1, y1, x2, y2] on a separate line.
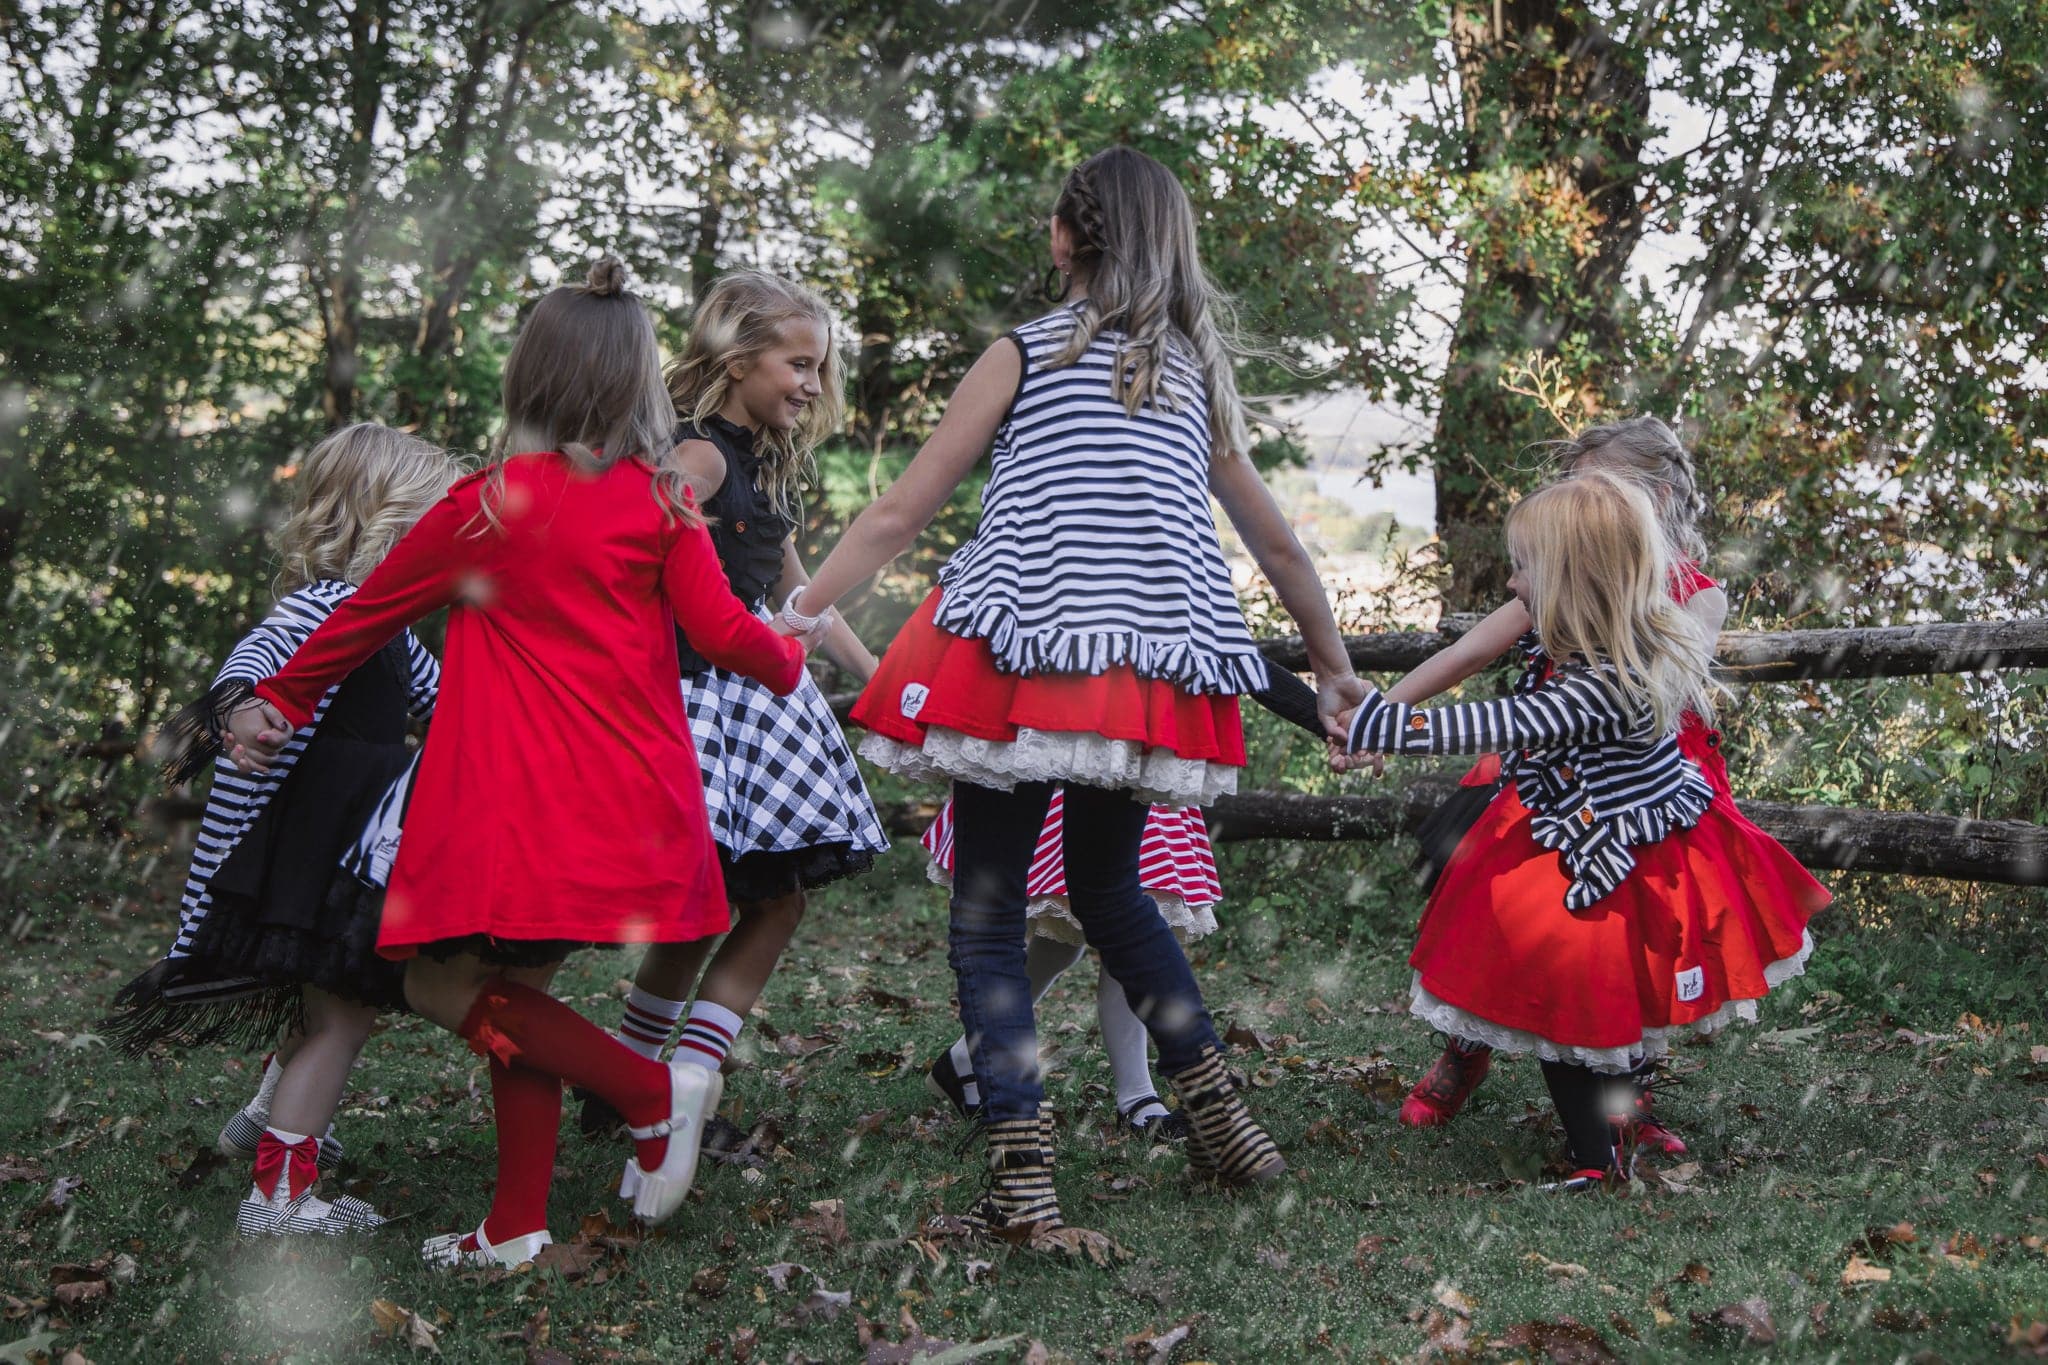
[961, 1114, 1063, 1237]
[1168, 1046, 1287, 1186]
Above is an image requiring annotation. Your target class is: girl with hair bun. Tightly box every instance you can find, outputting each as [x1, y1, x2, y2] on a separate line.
[790, 147, 1363, 1246]
[1335, 472, 1825, 1189]
[227, 259, 810, 1267]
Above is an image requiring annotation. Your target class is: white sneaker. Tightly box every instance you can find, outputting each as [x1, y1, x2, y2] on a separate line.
[236, 1185, 386, 1238]
[617, 1062, 722, 1222]
[420, 1223, 551, 1270]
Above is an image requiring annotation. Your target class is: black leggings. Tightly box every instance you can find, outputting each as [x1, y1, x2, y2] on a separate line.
[1540, 1061, 1634, 1171]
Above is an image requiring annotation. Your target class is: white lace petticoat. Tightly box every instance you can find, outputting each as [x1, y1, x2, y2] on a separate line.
[1408, 930, 1817, 1073]
[859, 726, 1238, 808]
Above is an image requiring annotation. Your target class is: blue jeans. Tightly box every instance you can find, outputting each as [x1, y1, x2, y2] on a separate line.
[948, 780, 1221, 1122]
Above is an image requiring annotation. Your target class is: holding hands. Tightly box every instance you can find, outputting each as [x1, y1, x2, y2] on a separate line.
[225, 697, 293, 772]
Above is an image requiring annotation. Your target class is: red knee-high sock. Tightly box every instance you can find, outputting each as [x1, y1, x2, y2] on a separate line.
[476, 1059, 560, 1248]
[459, 978, 674, 1169]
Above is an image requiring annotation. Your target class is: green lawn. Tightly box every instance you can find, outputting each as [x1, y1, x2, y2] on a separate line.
[4, 837, 2046, 1363]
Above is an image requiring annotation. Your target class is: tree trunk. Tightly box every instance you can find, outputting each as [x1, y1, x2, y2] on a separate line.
[1430, 1, 1650, 610]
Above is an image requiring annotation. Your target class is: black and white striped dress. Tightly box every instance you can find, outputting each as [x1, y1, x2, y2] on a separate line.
[107, 582, 437, 1050]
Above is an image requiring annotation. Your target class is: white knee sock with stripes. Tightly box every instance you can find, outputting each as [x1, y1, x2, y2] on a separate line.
[676, 1000, 744, 1071]
[615, 987, 688, 1060]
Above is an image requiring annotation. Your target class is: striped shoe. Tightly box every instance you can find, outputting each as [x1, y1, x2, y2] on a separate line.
[953, 1115, 1064, 1238]
[236, 1187, 386, 1238]
[421, 1223, 551, 1270]
[1167, 1047, 1286, 1187]
[218, 1109, 344, 1172]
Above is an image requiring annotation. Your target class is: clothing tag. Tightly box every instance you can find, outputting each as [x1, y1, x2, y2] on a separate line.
[899, 683, 930, 720]
[1675, 965, 1704, 1003]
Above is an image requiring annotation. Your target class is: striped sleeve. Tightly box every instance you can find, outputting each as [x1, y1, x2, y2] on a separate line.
[213, 582, 355, 687]
[401, 629, 440, 721]
[1345, 673, 1640, 755]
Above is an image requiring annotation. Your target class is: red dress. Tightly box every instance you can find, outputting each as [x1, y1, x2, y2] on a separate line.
[1414, 566, 1828, 1069]
[255, 453, 807, 958]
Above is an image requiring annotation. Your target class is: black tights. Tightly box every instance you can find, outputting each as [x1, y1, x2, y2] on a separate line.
[1539, 1060, 1638, 1171]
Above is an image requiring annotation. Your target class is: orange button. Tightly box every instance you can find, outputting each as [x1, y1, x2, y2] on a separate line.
[1579, 807, 1594, 825]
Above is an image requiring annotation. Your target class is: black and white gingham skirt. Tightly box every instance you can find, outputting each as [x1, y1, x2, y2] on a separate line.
[682, 663, 889, 904]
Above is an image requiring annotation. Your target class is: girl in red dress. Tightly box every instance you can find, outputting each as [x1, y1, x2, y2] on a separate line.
[783, 147, 1364, 1244]
[1336, 471, 1825, 1189]
[227, 260, 809, 1267]
[1361, 418, 1824, 1153]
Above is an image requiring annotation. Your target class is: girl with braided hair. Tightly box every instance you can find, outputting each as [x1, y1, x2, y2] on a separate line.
[1343, 416, 1828, 1155]
[785, 146, 1364, 1247]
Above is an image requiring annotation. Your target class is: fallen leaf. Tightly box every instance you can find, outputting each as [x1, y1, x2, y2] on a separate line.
[1223, 1024, 1275, 1052]
[530, 1239, 604, 1279]
[0, 1333, 59, 1365]
[1434, 1283, 1476, 1315]
[2009, 1318, 2048, 1358]
[0, 1161, 46, 1184]
[690, 1266, 729, 1299]
[793, 1198, 849, 1249]
[2031, 1046, 2048, 1066]
[61, 1350, 93, 1365]
[1525, 1252, 1590, 1279]
[1873, 1305, 1931, 1333]
[756, 1262, 811, 1293]
[963, 1259, 995, 1285]
[1122, 1315, 1198, 1362]
[1353, 1233, 1399, 1276]
[1651, 1307, 1677, 1329]
[1255, 1246, 1290, 1272]
[791, 1287, 851, 1326]
[1675, 1262, 1712, 1285]
[1841, 1256, 1892, 1287]
[1497, 1317, 1621, 1362]
[369, 1298, 443, 1354]
[1655, 1162, 1702, 1194]
[1421, 1306, 1474, 1357]
[1690, 1297, 1777, 1346]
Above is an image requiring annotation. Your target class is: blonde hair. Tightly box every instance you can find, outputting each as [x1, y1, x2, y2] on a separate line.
[664, 270, 845, 519]
[489, 257, 697, 528]
[1505, 470, 1717, 733]
[1552, 415, 1708, 563]
[1050, 146, 1259, 457]
[276, 423, 460, 592]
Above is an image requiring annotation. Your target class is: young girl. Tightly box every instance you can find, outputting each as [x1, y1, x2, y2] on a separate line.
[108, 423, 455, 1237]
[227, 259, 811, 1268]
[1335, 471, 1824, 1188]
[922, 663, 1327, 1141]
[576, 271, 889, 1150]
[787, 147, 1362, 1242]
[1370, 418, 1818, 1153]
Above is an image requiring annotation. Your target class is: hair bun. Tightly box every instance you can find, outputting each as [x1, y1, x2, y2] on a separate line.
[586, 256, 628, 297]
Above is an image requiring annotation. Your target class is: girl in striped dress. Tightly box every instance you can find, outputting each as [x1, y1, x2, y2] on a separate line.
[922, 663, 1326, 1141]
[108, 423, 458, 1237]
[783, 147, 1364, 1246]
[1335, 472, 1823, 1189]
[1364, 418, 1826, 1154]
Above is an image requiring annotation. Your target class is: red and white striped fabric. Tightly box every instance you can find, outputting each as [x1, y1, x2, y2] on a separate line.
[921, 791, 1223, 945]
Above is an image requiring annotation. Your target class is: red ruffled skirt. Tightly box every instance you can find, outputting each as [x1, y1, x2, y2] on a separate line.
[1411, 778, 1828, 1070]
[851, 590, 1245, 805]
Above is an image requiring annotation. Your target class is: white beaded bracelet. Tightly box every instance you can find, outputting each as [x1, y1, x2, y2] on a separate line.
[780, 587, 831, 635]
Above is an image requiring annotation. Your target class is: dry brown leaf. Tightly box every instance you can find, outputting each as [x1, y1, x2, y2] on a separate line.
[1497, 1317, 1622, 1363]
[793, 1198, 849, 1249]
[1690, 1298, 1777, 1347]
[1353, 1233, 1399, 1276]
[1525, 1252, 1590, 1279]
[1675, 1261, 1712, 1285]
[2008, 1318, 2048, 1357]
[1434, 1282, 1476, 1315]
[1029, 1224, 1124, 1265]
[756, 1261, 810, 1292]
[690, 1266, 729, 1299]
[369, 1298, 443, 1354]
[1122, 1315, 1199, 1362]
[1841, 1255, 1892, 1287]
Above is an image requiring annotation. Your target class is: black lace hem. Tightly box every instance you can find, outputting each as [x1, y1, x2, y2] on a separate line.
[720, 841, 878, 904]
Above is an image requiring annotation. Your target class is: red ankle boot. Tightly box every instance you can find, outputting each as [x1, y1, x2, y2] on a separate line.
[1400, 1040, 1493, 1128]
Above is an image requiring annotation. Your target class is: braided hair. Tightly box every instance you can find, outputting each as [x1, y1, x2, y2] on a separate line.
[1551, 416, 1709, 564]
[1048, 147, 1257, 458]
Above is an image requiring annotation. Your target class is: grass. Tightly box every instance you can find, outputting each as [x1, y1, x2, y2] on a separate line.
[4, 833, 2047, 1364]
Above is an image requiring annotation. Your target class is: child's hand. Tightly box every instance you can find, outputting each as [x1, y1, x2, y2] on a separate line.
[226, 698, 292, 772]
[1316, 674, 1367, 743]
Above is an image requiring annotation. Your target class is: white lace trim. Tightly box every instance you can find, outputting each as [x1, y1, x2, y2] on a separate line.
[859, 727, 1237, 807]
[920, 860, 1218, 944]
[1408, 931, 1817, 1074]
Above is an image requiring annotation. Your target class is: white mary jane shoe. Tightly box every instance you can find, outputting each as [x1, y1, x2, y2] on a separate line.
[617, 1061, 721, 1222]
[420, 1222, 551, 1270]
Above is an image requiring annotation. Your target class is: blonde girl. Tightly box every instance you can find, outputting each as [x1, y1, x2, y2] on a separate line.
[1335, 472, 1825, 1188]
[575, 270, 890, 1150]
[109, 423, 458, 1237]
[227, 259, 808, 1267]
[1373, 418, 1822, 1154]
[787, 147, 1364, 1244]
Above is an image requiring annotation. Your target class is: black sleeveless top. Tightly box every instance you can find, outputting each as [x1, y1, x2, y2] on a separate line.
[675, 415, 794, 674]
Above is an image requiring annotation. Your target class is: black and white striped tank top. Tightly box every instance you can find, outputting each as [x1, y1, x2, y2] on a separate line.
[933, 306, 1267, 696]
